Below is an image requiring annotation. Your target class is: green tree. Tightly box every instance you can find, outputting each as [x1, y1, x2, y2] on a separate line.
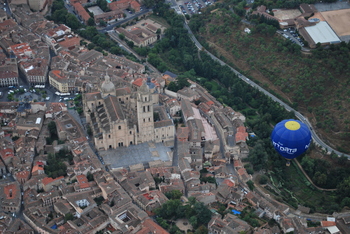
[87, 172, 94, 181]
[66, 14, 82, 30]
[64, 213, 74, 222]
[48, 121, 57, 138]
[119, 33, 125, 41]
[247, 180, 255, 191]
[165, 190, 182, 200]
[99, 20, 107, 27]
[259, 175, 268, 184]
[86, 17, 94, 26]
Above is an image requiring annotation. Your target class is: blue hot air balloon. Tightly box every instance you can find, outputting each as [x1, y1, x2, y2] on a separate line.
[271, 119, 312, 163]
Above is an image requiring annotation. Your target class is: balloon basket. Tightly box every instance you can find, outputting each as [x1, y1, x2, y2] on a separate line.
[286, 161, 291, 167]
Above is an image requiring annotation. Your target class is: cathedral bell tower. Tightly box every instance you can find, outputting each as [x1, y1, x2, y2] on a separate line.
[136, 80, 154, 143]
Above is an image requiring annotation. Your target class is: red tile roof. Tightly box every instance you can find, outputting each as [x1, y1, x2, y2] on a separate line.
[136, 219, 169, 234]
[206, 101, 214, 106]
[4, 184, 17, 199]
[16, 170, 30, 179]
[42, 176, 64, 186]
[130, 0, 140, 10]
[0, 148, 14, 159]
[58, 35, 81, 49]
[233, 160, 243, 168]
[237, 126, 246, 133]
[72, 2, 91, 22]
[222, 178, 235, 187]
[133, 78, 143, 87]
[32, 165, 44, 173]
[237, 168, 247, 176]
[235, 132, 248, 143]
[321, 221, 336, 227]
[76, 174, 90, 189]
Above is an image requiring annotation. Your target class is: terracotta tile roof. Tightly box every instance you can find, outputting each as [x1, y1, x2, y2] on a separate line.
[133, 78, 143, 87]
[206, 101, 214, 106]
[0, 148, 14, 159]
[9, 43, 33, 58]
[321, 221, 336, 227]
[42, 176, 64, 186]
[32, 165, 44, 173]
[235, 132, 248, 143]
[76, 174, 90, 189]
[57, 35, 80, 49]
[233, 160, 243, 168]
[237, 126, 246, 133]
[222, 178, 235, 187]
[136, 218, 169, 234]
[72, 2, 91, 22]
[16, 170, 30, 179]
[237, 168, 247, 176]
[130, 0, 140, 9]
[4, 184, 17, 199]
[109, 0, 130, 11]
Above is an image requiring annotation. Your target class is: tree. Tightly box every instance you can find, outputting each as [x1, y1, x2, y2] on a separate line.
[64, 213, 74, 222]
[119, 33, 125, 40]
[259, 175, 268, 184]
[126, 40, 134, 48]
[189, 216, 198, 228]
[87, 43, 95, 50]
[87, 172, 94, 181]
[165, 190, 182, 200]
[99, 20, 107, 27]
[247, 180, 255, 191]
[97, 0, 108, 11]
[65, 14, 82, 30]
[194, 225, 208, 234]
[48, 121, 57, 137]
[87, 17, 95, 26]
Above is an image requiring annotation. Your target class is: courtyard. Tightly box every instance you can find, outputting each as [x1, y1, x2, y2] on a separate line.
[99, 142, 172, 169]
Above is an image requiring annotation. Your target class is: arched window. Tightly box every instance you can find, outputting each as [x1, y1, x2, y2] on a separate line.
[118, 126, 121, 130]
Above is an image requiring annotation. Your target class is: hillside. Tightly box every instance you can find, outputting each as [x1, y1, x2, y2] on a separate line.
[189, 7, 350, 153]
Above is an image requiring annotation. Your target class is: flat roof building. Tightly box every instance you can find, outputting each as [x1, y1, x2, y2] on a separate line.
[304, 21, 341, 45]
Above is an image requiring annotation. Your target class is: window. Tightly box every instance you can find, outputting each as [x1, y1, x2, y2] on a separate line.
[147, 105, 150, 112]
[108, 135, 111, 138]
[130, 131, 132, 134]
[118, 126, 121, 130]
[143, 106, 145, 112]
[143, 119, 145, 122]
[130, 141, 133, 145]
[148, 118, 150, 122]
[144, 97, 147, 102]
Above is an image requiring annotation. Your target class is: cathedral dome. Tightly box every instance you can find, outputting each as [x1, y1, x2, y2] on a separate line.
[101, 73, 116, 97]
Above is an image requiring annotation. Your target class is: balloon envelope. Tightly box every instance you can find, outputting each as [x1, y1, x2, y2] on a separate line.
[271, 119, 312, 160]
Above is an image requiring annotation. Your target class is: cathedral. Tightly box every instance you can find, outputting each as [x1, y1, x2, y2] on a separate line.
[83, 73, 175, 150]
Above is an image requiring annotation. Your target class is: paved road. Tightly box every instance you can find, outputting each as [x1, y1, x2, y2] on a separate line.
[183, 22, 350, 158]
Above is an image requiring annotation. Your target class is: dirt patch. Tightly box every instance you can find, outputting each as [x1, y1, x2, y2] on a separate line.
[321, 9, 350, 37]
[176, 219, 193, 233]
[273, 9, 302, 21]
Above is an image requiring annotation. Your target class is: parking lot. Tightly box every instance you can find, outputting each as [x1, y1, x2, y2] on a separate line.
[178, 0, 215, 15]
[0, 85, 77, 104]
[281, 28, 304, 47]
